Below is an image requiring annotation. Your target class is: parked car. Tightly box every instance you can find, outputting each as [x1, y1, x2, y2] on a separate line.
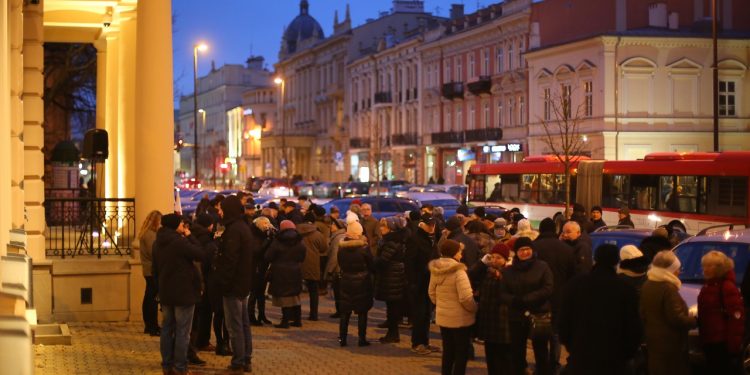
[341, 182, 369, 196]
[257, 179, 294, 197]
[293, 181, 317, 196]
[395, 192, 461, 218]
[369, 180, 411, 196]
[313, 182, 342, 198]
[589, 226, 654, 254]
[320, 197, 419, 220]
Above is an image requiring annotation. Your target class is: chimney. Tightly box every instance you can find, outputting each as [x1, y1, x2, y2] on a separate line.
[450, 4, 464, 20]
[668, 12, 679, 30]
[648, 3, 668, 28]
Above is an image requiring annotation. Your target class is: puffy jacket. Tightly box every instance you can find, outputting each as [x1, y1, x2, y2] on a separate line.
[499, 257, 554, 322]
[428, 257, 477, 328]
[698, 270, 745, 353]
[374, 231, 407, 302]
[265, 228, 306, 298]
[298, 222, 327, 281]
[152, 227, 206, 306]
[338, 236, 374, 313]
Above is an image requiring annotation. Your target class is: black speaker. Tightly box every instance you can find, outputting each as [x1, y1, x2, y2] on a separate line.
[83, 129, 109, 160]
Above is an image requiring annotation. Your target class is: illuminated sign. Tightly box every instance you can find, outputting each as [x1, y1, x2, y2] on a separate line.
[482, 143, 523, 153]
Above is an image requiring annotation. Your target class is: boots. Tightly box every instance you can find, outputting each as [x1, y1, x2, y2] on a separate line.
[357, 313, 370, 347]
[274, 307, 290, 329]
[338, 312, 350, 347]
[290, 305, 302, 327]
[257, 296, 272, 325]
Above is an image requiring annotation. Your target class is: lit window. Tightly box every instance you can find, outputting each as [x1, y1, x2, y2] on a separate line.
[719, 80, 736, 117]
[584, 80, 593, 118]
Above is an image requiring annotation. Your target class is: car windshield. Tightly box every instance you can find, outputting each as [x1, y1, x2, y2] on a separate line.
[675, 241, 750, 284]
[422, 199, 460, 208]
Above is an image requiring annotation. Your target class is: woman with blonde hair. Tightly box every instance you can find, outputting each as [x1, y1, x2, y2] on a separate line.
[698, 250, 745, 374]
[139, 210, 162, 336]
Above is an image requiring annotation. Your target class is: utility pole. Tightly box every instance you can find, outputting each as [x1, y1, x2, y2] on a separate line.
[712, 0, 719, 152]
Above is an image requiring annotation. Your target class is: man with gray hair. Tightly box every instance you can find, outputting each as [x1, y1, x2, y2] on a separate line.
[360, 203, 380, 256]
[560, 221, 592, 275]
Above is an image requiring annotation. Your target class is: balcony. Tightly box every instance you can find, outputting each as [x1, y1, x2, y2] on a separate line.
[431, 131, 464, 144]
[464, 128, 503, 142]
[392, 132, 418, 146]
[467, 76, 492, 96]
[441, 82, 464, 100]
[350, 137, 370, 149]
[374, 91, 392, 104]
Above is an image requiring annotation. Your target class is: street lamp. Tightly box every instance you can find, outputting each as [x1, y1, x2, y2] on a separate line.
[193, 42, 208, 182]
[274, 77, 288, 182]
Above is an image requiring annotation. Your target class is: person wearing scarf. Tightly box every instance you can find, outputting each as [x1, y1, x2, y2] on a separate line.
[640, 250, 696, 375]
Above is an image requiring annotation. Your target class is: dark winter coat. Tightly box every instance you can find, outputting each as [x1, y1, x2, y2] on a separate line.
[405, 227, 439, 293]
[640, 273, 695, 375]
[214, 201, 258, 298]
[590, 218, 607, 232]
[298, 223, 327, 281]
[280, 209, 304, 224]
[534, 232, 576, 316]
[362, 215, 380, 256]
[446, 231, 480, 268]
[250, 224, 274, 296]
[469, 262, 510, 344]
[152, 227, 206, 306]
[618, 216, 635, 228]
[617, 256, 650, 298]
[314, 218, 331, 256]
[265, 228, 306, 298]
[499, 257, 554, 322]
[698, 270, 745, 354]
[559, 264, 642, 374]
[374, 231, 407, 302]
[337, 236, 374, 313]
[565, 237, 593, 275]
[190, 223, 220, 306]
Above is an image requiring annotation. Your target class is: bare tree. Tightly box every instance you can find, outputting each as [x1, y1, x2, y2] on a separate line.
[538, 85, 588, 216]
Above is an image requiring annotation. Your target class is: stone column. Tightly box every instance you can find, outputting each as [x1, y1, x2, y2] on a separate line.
[135, 0, 176, 232]
[22, 0, 46, 260]
[0, 0, 11, 256]
[104, 31, 120, 199]
[94, 39, 107, 130]
[117, 12, 137, 198]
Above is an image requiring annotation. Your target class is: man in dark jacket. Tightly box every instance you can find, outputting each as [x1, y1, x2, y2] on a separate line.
[560, 221, 593, 275]
[152, 213, 206, 375]
[441, 215, 480, 268]
[534, 217, 577, 373]
[214, 195, 258, 374]
[590, 206, 607, 232]
[279, 201, 304, 224]
[405, 213, 440, 355]
[191, 214, 223, 358]
[559, 244, 642, 375]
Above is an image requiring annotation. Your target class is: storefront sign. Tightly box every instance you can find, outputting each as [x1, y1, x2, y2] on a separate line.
[482, 143, 523, 153]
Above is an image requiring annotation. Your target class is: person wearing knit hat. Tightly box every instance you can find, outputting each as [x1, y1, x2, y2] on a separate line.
[381, 216, 407, 233]
[475, 240, 511, 374]
[640, 250, 695, 375]
[280, 220, 296, 231]
[375, 215, 408, 343]
[492, 218, 511, 242]
[616, 244, 649, 295]
[500, 233, 553, 375]
[336, 216, 374, 347]
[514, 219, 539, 241]
[161, 213, 182, 230]
[617, 207, 635, 228]
[472, 206, 486, 220]
[490, 242, 511, 260]
[265, 216, 306, 330]
[558, 243, 643, 374]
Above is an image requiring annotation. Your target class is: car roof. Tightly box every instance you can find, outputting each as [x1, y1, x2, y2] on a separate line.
[401, 192, 458, 201]
[679, 227, 750, 245]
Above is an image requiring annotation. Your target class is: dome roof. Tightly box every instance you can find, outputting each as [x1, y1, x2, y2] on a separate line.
[282, 0, 324, 54]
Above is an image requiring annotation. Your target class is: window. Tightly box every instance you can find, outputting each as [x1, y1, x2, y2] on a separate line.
[719, 80, 736, 116]
[456, 56, 463, 81]
[483, 101, 490, 128]
[496, 99, 503, 127]
[543, 88, 552, 121]
[426, 65, 432, 88]
[469, 53, 476, 79]
[482, 48, 490, 76]
[445, 60, 452, 82]
[518, 40, 524, 67]
[508, 98, 514, 127]
[445, 107, 452, 131]
[496, 47, 504, 73]
[508, 45, 514, 71]
[456, 105, 463, 130]
[561, 84, 572, 119]
[519, 96, 525, 125]
[584, 80, 593, 117]
[469, 103, 475, 130]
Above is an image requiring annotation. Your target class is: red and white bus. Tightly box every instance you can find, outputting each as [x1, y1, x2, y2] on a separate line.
[467, 152, 750, 233]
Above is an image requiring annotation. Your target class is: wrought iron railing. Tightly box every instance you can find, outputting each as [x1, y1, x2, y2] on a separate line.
[392, 132, 418, 145]
[464, 128, 503, 142]
[467, 76, 492, 95]
[441, 82, 464, 100]
[44, 197, 136, 258]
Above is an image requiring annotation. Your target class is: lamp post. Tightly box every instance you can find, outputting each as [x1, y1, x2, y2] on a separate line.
[192, 42, 208, 181]
[274, 77, 289, 185]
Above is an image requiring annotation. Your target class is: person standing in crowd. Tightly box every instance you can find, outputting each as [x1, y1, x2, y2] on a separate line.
[492, 218, 511, 243]
[488, 182, 503, 202]
[617, 207, 635, 228]
[280, 201, 304, 224]
[559, 244, 642, 375]
[248, 216, 275, 326]
[266, 220, 306, 328]
[207, 195, 225, 224]
[329, 206, 341, 221]
[191, 214, 220, 354]
[337, 221, 374, 347]
[500, 237, 554, 375]
[471, 242, 512, 375]
[214, 195, 256, 374]
[312, 205, 331, 295]
[406, 213, 440, 355]
[443, 216, 480, 268]
[326, 218, 348, 318]
[513, 219, 539, 241]
[533, 218, 576, 373]
[638, 234, 672, 262]
[138, 210, 162, 337]
[298, 212, 327, 321]
[429, 239, 477, 375]
[569, 203, 593, 234]
[360, 203, 380, 256]
[374, 216, 408, 344]
[465, 220, 495, 257]
[589, 206, 607, 232]
[560, 221, 592, 275]
[698, 251, 745, 374]
[640, 251, 695, 375]
[152, 214, 206, 375]
[194, 195, 211, 219]
[617, 245, 650, 295]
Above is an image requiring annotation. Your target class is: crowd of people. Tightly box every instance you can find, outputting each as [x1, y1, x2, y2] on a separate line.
[137, 192, 746, 375]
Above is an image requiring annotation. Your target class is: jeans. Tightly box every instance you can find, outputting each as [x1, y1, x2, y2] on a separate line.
[439, 326, 472, 375]
[142, 276, 159, 332]
[223, 296, 252, 368]
[409, 286, 431, 347]
[304, 279, 319, 319]
[160, 304, 195, 372]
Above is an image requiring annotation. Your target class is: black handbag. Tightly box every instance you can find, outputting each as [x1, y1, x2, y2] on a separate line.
[527, 312, 552, 339]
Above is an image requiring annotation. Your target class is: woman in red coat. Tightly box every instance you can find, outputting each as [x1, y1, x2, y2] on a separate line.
[698, 250, 745, 374]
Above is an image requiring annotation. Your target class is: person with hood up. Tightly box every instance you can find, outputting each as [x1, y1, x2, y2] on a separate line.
[214, 195, 257, 374]
[325, 218, 348, 318]
[374, 216, 408, 343]
[266, 220, 306, 329]
[559, 244, 642, 375]
[429, 239, 477, 375]
[499, 237, 554, 375]
[248, 216, 276, 326]
[617, 245, 650, 296]
[298, 212, 328, 321]
[640, 250, 696, 375]
[698, 251, 745, 374]
[336, 221, 374, 347]
[441, 215, 481, 268]
[470, 242, 512, 375]
[152, 213, 207, 375]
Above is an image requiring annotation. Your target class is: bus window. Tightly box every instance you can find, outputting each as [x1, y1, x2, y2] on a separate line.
[676, 176, 698, 213]
[486, 175, 501, 201]
[705, 176, 748, 218]
[539, 174, 557, 204]
[661, 176, 678, 211]
[630, 175, 658, 210]
[521, 174, 539, 202]
[468, 174, 486, 201]
[502, 174, 521, 202]
[602, 174, 630, 209]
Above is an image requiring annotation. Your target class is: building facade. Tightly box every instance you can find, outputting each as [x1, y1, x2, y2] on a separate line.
[242, 87, 277, 179]
[526, 0, 750, 159]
